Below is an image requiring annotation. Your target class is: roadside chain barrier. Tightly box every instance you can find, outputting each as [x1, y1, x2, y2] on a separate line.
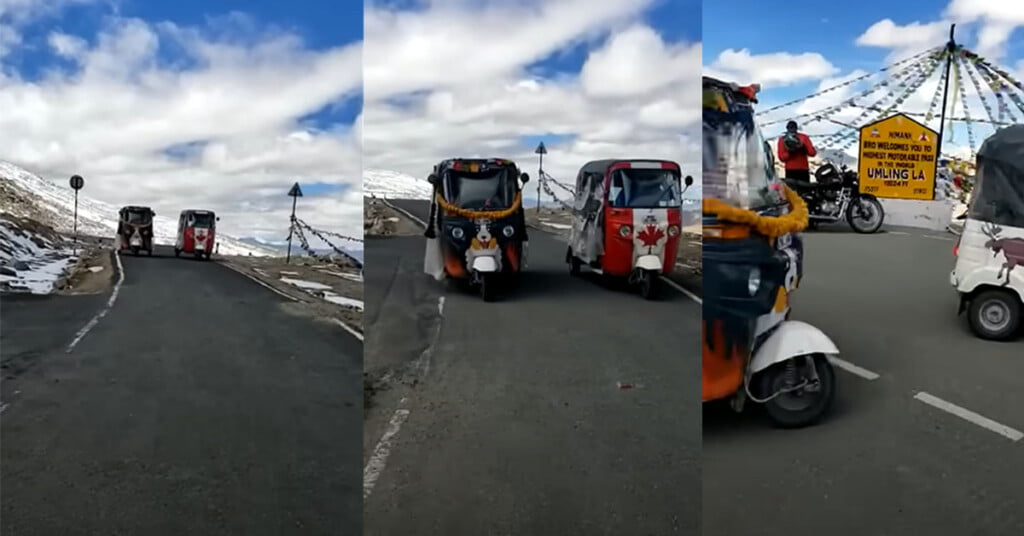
[289, 217, 363, 268]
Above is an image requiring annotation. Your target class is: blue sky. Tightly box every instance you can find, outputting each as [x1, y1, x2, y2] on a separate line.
[0, 0, 364, 243]
[703, 0, 1024, 158]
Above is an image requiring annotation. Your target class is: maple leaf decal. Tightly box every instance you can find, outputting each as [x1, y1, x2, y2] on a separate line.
[637, 224, 665, 248]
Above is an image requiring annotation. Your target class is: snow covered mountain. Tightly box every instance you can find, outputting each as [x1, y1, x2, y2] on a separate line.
[364, 168, 433, 200]
[0, 161, 278, 257]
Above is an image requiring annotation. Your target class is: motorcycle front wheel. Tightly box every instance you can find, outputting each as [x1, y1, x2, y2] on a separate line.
[847, 196, 884, 234]
[756, 354, 836, 428]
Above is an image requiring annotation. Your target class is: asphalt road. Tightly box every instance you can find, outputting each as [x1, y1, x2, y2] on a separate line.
[1, 246, 362, 535]
[363, 199, 702, 535]
[703, 225, 1024, 536]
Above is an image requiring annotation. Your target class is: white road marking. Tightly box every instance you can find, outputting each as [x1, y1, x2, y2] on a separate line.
[0, 403, 8, 414]
[913, 391, 1023, 442]
[382, 199, 427, 227]
[889, 231, 910, 236]
[827, 356, 880, 380]
[689, 240, 702, 246]
[363, 408, 411, 499]
[66, 250, 125, 353]
[661, 276, 702, 305]
[923, 235, 954, 242]
[437, 296, 445, 316]
[329, 318, 364, 342]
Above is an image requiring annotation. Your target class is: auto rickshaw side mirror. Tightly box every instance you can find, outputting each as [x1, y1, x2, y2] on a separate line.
[427, 173, 439, 186]
[684, 175, 693, 187]
[520, 172, 530, 184]
[216, 216, 221, 221]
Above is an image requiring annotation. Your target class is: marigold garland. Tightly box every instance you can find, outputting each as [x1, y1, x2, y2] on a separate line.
[435, 191, 523, 220]
[702, 183, 808, 239]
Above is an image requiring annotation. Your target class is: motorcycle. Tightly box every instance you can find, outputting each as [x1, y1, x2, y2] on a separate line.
[703, 76, 838, 427]
[783, 160, 885, 233]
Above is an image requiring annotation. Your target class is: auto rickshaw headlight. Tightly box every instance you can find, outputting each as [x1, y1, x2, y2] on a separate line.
[668, 225, 680, 236]
[748, 266, 762, 296]
[451, 227, 465, 239]
[619, 224, 632, 238]
[502, 225, 515, 238]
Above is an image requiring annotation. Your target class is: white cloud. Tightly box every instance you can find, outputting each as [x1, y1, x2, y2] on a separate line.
[856, 19, 949, 50]
[705, 48, 838, 88]
[363, 0, 701, 202]
[0, 7, 363, 243]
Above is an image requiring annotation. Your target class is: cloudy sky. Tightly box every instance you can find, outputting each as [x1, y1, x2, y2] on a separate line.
[703, 0, 1024, 161]
[363, 0, 702, 204]
[0, 0, 362, 245]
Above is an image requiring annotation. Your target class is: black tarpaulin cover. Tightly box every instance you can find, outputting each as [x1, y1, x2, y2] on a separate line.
[971, 125, 1024, 228]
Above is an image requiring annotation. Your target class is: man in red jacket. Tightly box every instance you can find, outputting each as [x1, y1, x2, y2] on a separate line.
[777, 120, 816, 182]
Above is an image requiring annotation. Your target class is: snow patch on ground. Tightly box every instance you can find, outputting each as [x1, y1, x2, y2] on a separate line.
[0, 215, 75, 294]
[538, 219, 572, 230]
[279, 276, 364, 311]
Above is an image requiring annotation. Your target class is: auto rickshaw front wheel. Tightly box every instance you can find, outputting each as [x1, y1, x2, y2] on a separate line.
[567, 247, 581, 276]
[479, 272, 497, 302]
[756, 354, 836, 429]
[967, 289, 1021, 341]
[638, 270, 659, 300]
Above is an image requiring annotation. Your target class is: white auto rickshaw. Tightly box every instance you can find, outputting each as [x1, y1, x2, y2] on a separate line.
[951, 125, 1024, 341]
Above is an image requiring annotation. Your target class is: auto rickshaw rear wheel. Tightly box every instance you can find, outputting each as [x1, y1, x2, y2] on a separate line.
[967, 288, 1021, 341]
[757, 354, 835, 429]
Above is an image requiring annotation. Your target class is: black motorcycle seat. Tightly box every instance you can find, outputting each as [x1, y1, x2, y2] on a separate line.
[782, 178, 822, 189]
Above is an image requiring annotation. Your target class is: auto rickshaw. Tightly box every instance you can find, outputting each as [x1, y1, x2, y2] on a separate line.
[175, 209, 219, 260]
[951, 125, 1024, 340]
[423, 158, 529, 301]
[117, 205, 155, 256]
[565, 159, 693, 299]
[702, 76, 838, 427]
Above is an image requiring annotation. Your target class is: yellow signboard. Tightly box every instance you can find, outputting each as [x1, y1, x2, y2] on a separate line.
[857, 113, 938, 200]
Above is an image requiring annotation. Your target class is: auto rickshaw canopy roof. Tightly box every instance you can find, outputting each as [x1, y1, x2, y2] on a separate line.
[435, 158, 519, 174]
[971, 125, 1024, 227]
[578, 159, 681, 176]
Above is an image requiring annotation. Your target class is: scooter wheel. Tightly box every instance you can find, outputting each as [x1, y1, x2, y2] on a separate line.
[757, 354, 835, 429]
[967, 289, 1021, 341]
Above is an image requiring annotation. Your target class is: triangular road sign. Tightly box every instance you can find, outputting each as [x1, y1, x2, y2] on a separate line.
[288, 182, 303, 197]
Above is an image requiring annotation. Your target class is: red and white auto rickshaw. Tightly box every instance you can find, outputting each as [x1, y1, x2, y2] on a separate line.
[566, 159, 693, 299]
[174, 209, 219, 260]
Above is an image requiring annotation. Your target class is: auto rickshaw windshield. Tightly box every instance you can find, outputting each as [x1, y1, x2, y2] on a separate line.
[126, 210, 152, 225]
[444, 168, 516, 210]
[703, 84, 786, 211]
[608, 168, 680, 208]
[968, 126, 1024, 228]
[189, 213, 216, 228]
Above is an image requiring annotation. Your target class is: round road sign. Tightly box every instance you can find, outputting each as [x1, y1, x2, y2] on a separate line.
[69, 175, 84, 190]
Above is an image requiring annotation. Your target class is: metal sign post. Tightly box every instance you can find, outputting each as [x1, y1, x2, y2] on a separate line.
[534, 142, 547, 211]
[68, 175, 84, 255]
[286, 182, 303, 264]
[935, 24, 957, 200]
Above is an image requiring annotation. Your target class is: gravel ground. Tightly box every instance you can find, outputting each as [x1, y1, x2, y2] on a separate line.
[219, 255, 364, 332]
